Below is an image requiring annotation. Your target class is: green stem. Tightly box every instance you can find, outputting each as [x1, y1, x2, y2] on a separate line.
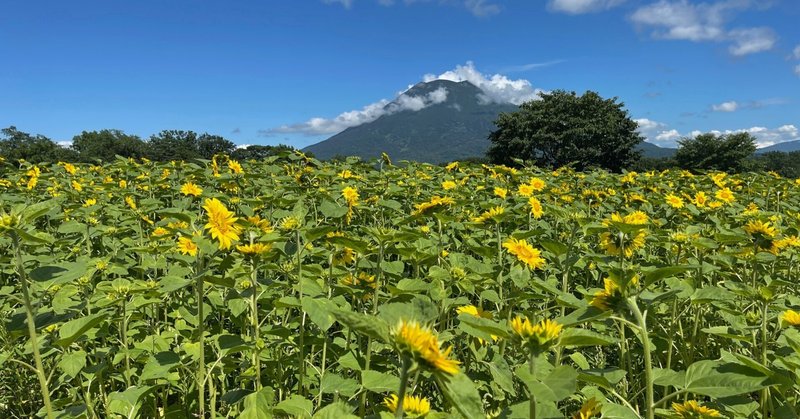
[196, 258, 206, 417]
[627, 297, 654, 419]
[360, 240, 385, 417]
[251, 260, 261, 391]
[122, 297, 131, 387]
[296, 228, 306, 396]
[395, 356, 411, 419]
[13, 232, 55, 419]
[529, 351, 537, 419]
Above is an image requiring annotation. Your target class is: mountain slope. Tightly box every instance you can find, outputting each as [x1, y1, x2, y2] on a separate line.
[757, 140, 800, 153]
[303, 79, 677, 163]
[303, 80, 517, 163]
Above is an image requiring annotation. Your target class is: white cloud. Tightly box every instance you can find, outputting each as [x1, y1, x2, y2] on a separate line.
[323, 0, 354, 8]
[264, 87, 449, 136]
[323, 0, 501, 17]
[647, 124, 800, 148]
[712, 100, 739, 112]
[630, 0, 776, 56]
[793, 44, 800, 60]
[501, 60, 565, 73]
[57, 140, 73, 148]
[547, 0, 626, 14]
[655, 129, 682, 143]
[423, 61, 543, 105]
[236, 144, 252, 150]
[795, 64, 800, 77]
[728, 27, 777, 56]
[634, 118, 666, 131]
[464, 0, 501, 16]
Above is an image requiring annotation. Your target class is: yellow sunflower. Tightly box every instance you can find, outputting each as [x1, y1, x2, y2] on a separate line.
[510, 316, 562, 352]
[203, 198, 241, 250]
[503, 238, 546, 270]
[383, 394, 430, 417]
[392, 320, 460, 375]
[671, 400, 720, 418]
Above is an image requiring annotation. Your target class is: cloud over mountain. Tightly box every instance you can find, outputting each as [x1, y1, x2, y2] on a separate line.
[265, 62, 544, 137]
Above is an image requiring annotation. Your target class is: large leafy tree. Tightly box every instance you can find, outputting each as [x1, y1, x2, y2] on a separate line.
[231, 144, 297, 160]
[675, 132, 756, 173]
[197, 134, 236, 159]
[71, 129, 146, 162]
[487, 90, 643, 171]
[146, 130, 201, 161]
[0, 126, 78, 163]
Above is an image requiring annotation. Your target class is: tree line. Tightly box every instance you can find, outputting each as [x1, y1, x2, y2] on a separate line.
[486, 90, 800, 177]
[0, 126, 296, 163]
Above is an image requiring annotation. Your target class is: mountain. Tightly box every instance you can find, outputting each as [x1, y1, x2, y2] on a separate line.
[303, 79, 677, 163]
[638, 141, 676, 158]
[757, 140, 800, 153]
[303, 80, 517, 163]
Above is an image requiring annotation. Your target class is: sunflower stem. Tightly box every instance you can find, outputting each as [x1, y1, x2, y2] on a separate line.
[12, 232, 55, 419]
[529, 351, 537, 419]
[627, 297, 654, 419]
[395, 356, 411, 419]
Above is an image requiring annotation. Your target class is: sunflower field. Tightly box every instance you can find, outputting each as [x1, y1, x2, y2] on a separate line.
[2, 153, 800, 419]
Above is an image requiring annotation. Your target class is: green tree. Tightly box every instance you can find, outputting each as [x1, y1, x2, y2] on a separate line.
[197, 134, 236, 159]
[145, 130, 200, 161]
[71, 129, 146, 162]
[0, 126, 78, 163]
[486, 90, 643, 171]
[231, 144, 296, 160]
[675, 132, 757, 173]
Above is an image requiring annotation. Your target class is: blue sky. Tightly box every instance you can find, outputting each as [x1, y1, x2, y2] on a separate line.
[1, 0, 798, 149]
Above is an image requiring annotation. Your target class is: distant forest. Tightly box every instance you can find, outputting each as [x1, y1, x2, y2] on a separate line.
[3, 125, 800, 177]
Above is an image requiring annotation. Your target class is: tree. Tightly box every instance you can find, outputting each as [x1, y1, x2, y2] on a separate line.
[487, 90, 643, 171]
[71, 129, 146, 162]
[0, 126, 78, 163]
[231, 144, 297, 160]
[197, 134, 236, 159]
[145, 130, 200, 161]
[675, 132, 756, 173]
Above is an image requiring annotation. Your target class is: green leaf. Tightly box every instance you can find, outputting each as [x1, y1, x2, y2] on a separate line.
[274, 395, 313, 419]
[361, 370, 400, 393]
[240, 387, 275, 419]
[331, 309, 389, 343]
[682, 360, 771, 398]
[541, 365, 578, 402]
[320, 373, 359, 397]
[313, 402, 359, 419]
[56, 312, 109, 347]
[641, 265, 697, 288]
[108, 385, 157, 418]
[559, 328, 618, 347]
[139, 352, 181, 382]
[58, 350, 87, 378]
[436, 372, 484, 418]
[302, 298, 336, 331]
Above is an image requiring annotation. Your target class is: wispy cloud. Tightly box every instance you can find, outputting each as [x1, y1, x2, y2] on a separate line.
[262, 87, 449, 136]
[323, 0, 501, 17]
[638, 121, 799, 148]
[423, 61, 544, 105]
[501, 60, 565, 73]
[629, 0, 777, 56]
[712, 100, 739, 112]
[547, 0, 626, 14]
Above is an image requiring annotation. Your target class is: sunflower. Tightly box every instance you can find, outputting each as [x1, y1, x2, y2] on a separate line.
[503, 238, 546, 270]
[236, 243, 272, 256]
[228, 159, 244, 174]
[693, 191, 708, 207]
[529, 177, 546, 191]
[665, 194, 684, 209]
[671, 400, 721, 418]
[472, 206, 505, 223]
[781, 309, 800, 328]
[442, 180, 457, 190]
[180, 182, 203, 197]
[510, 316, 562, 352]
[177, 236, 198, 257]
[715, 187, 735, 204]
[392, 320, 460, 375]
[743, 220, 777, 238]
[413, 196, 455, 216]
[456, 305, 493, 319]
[342, 186, 359, 207]
[529, 197, 544, 219]
[203, 198, 241, 250]
[572, 397, 602, 419]
[383, 394, 430, 417]
[517, 183, 534, 197]
[493, 187, 508, 199]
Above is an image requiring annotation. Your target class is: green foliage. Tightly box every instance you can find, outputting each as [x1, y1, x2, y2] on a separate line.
[71, 129, 146, 162]
[487, 90, 643, 171]
[750, 151, 800, 178]
[0, 126, 78, 163]
[675, 132, 757, 173]
[232, 144, 297, 160]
